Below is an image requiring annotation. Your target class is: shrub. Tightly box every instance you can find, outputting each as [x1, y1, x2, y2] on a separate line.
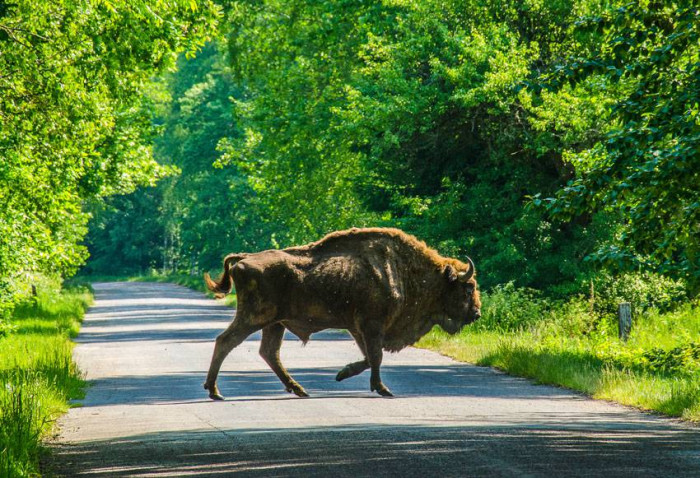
[475, 282, 547, 332]
[593, 271, 687, 316]
[540, 296, 596, 338]
[0, 317, 17, 338]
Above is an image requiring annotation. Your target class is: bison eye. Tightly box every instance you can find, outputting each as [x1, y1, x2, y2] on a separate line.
[465, 283, 475, 293]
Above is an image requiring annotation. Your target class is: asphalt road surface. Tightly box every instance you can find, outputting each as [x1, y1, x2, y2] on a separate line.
[48, 282, 700, 477]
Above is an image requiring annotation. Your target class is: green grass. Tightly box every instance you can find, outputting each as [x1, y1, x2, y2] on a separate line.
[417, 301, 700, 422]
[0, 279, 92, 477]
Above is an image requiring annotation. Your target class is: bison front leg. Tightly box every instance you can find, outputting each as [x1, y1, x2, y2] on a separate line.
[259, 323, 308, 397]
[204, 319, 258, 400]
[361, 325, 393, 397]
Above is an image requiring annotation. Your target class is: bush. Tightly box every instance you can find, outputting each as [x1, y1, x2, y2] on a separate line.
[474, 283, 548, 332]
[593, 271, 687, 316]
[540, 297, 597, 338]
[0, 317, 17, 338]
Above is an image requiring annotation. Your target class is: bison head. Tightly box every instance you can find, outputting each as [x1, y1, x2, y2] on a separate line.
[438, 257, 481, 334]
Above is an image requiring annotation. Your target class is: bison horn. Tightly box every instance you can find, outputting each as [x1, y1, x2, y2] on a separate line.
[458, 257, 475, 282]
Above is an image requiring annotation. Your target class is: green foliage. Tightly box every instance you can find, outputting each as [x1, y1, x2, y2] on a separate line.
[82, 189, 167, 276]
[473, 283, 546, 332]
[83, 0, 699, 303]
[535, 3, 700, 285]
[0, 279, 91, 477]
[466, 270, 687, 335]
[218, 0, 382, 245]
[592, 271, 688, 316]
[154, 43, 275, 271]
[0, 0, 222, 314]
[97, 0, 608, 290]
[85, 41, 276, 275]
[0, 319, 16, 338]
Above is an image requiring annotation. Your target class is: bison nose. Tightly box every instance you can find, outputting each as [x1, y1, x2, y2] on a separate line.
[474, 309, 482, 320]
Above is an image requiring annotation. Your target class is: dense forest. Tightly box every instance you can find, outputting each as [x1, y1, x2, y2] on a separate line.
[83, 0, 699, 300]
[2, 0, 699, 311]
[0, 0, 222, 316]
[2, 3, 700, 473]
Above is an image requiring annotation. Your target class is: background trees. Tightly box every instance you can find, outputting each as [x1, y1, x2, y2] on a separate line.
[83, 0, 605, 289]
[0, 0, 221, 313]
[24, 0, 697, 300]
[536, 3, 700, 288]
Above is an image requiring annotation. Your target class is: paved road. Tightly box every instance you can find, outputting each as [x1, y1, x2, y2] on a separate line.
[49, 282, 700, 477]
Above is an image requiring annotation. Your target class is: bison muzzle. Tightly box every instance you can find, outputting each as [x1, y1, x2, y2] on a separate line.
[203, 227, 481, 399]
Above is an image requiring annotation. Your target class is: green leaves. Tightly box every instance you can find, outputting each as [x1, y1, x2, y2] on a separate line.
[537, 3, 700, 284]
[0, 0, 221, 311]
[82, 0, 697, 299]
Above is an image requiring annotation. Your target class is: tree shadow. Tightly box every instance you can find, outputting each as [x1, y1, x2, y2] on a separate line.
[74, 361, 593, 408]
[76, 308, 352, 343]
[47, 422, 700, 477]
[92, 281, 207, 299]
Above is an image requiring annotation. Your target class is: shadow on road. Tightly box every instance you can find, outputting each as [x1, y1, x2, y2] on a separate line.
[75, 325, 352, 344]
[77, 284, 354, 345]
[48, 423, 700, 477]
[51, 282, 700, 477]
[76, 362, 591, 407]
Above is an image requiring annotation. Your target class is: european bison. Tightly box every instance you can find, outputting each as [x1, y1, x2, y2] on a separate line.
[203, 227, 481, 399]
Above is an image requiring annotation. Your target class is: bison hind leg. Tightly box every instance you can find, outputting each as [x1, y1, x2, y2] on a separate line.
[335, 359, 369, 382]
[204, 318, 260, 401]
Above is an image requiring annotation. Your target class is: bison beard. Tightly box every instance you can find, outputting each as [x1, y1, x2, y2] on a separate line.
[203, 227, 481, 399]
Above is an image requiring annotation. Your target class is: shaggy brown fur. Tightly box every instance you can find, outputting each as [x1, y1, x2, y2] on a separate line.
[203, 227, 481, 400]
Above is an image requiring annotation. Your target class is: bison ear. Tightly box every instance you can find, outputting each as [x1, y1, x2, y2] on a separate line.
[444, 265, 458, 283]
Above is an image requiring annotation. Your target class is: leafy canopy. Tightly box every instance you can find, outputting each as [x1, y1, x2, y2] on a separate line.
[535, 3, 700, 284]
[0, 0, 221, 312]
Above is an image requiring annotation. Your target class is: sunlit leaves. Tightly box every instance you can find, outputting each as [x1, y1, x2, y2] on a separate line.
[538, 3, 700, 284]
[0, 0, 220, 312]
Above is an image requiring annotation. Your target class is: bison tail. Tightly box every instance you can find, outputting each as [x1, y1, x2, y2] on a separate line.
[204, 253, 246, 298]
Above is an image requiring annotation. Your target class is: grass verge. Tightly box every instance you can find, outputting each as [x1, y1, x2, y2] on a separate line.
[0, 278, 92, 477]
[417, 302, 700, 422]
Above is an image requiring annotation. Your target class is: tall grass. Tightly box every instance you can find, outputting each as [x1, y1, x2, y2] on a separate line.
[0, 278, 91, 477]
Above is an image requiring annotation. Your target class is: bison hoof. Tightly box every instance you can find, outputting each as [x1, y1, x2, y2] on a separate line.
[204, 383, 225, 401]
[371, 384, 394, 397]
[335, 368, 351, 382]
[286, 383, 309, 397]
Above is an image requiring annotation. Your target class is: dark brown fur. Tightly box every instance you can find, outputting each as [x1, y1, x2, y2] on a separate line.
[203, 227, 481, 399]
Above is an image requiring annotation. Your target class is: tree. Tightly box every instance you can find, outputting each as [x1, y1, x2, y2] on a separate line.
[0, 0, 221, 313]
[219, 0, 611, 290]
[535, 2, 700, 287]
[153, 42, 273, 272]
